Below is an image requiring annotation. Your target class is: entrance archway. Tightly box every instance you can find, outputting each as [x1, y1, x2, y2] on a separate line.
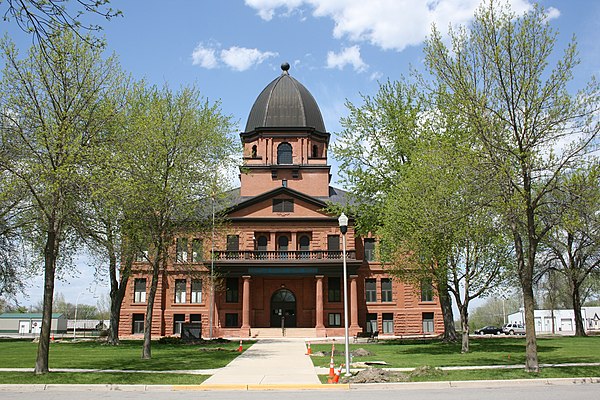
[270, 288, 296, 327]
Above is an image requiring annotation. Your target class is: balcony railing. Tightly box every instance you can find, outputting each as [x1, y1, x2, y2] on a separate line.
[212, 250, 357, 261]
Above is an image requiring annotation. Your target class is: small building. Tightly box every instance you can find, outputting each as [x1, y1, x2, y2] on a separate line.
[507, 307, 600, 333]
[0, 313, 68, 335]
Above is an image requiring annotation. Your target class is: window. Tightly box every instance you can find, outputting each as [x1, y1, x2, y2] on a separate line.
[226, 277, 239, 303]
[251, 144, 257, 158]
[328, 313, 341, 327]
[225, 313, 239, 327]
[381, 278, 392, 302]
[278, 235, 289, 259]
[327, 235, 340, 258]
[366, 313, 378, 333]
[256, 235, 268, 259]
[226, 235, 239, 259]
[176, 238, 188, 263]
[173, 314, 185, 334]
[312, 144, 319, 158]
[365, 279, 377, 302]
[298, 235, 310, 258]
[383, 313, 394, 334]
[192, 238, 203, 262]
[132, 314, 144, 334]
[328, 277, 341, 302]
[277, 142, 293, 164]
[190, 314, 202, 323]
[273, 199, 294, 212]
[134, 278, 146, 303]
[191, 279, 202, 303]
[136, 247, 148, 262]
[175, 279, 186, 303]
[421, 279, 434, 302]
[364, 238, 376, 262]
[422, 312, 434, 333]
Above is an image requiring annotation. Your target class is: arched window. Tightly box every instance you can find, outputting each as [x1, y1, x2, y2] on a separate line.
[277, 142, 293, 164]
[298, 235, 310, 259]
[256, 235, 268, 260]
[251, 144, 257, 158]
[312, 144, 318, 158]
[278, 235, 289, 259]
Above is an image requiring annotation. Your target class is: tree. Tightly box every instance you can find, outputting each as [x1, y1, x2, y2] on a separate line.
[332, 80, 458, 341]
[120, 83, 237, 359]
[423, 1, 600, 371]
[0, 29, 123, 373]
[544, 164, 600, 336]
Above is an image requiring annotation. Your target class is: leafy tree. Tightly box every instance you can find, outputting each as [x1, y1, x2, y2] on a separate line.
[423, 1, 600, 371]
[333, 80, 459, 341]
[119, 83, 237, 359]
[0, 29, 123, 373]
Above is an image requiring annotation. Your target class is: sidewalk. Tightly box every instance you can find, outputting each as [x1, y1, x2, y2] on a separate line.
[201, 338, 320, 385]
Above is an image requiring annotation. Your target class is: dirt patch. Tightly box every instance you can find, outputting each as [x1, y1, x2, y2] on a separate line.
[197, 347, 237, 353]
[352, 348, 373, 357]
[310, 351, 327, 357]
[340, 366, 445, 384]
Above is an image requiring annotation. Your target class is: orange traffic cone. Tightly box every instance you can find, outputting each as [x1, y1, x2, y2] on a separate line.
[238, 340, 243, 352]
[333, 364, 343, 383]
[51, 334, 55, 342]
[328, 352, 335, 378]
[305, 341, 312, 355]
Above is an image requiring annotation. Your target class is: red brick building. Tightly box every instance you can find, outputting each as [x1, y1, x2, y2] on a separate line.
[119, 63, 442, 338]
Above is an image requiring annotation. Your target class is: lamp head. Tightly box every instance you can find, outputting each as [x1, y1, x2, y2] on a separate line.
[338, 213, 348, 234]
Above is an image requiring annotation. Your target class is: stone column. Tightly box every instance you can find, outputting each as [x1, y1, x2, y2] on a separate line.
[241, 275, 251, 336]
[350, 275, 360, 333]
[315, 275, 325, 335]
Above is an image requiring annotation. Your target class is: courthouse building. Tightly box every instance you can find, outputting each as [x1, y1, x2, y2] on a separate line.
[119, 63, 442, 338]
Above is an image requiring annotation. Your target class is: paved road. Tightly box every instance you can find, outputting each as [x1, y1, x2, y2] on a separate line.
[1, 382, 599, 400]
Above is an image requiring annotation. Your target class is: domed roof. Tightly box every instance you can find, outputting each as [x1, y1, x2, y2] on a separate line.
[244, 63, 326, 133]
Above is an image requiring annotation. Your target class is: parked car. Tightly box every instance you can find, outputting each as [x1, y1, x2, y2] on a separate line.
[474, 325, 502, 335]
[502, 323, 526, 335]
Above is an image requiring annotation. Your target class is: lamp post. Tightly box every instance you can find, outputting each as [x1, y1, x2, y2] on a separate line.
[338, 213, 351, 377]
[209, 192, 215, 340]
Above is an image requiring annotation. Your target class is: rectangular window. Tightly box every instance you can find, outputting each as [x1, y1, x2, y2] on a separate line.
[364, 238, 376, 261]
[190, 314, 202, 323]
[421, 279, 434, 302]
[328, 313, 341, 327]
[422, 312, 434, 333]
[366, 313, 378, 333]
[176, 238, 188, 263]
[192, 238, 203, 262]
[134, 278, 146, 303]
[175, 279, 186, 303]
[226, 277, 239, 303]
[383, 313, 394, 334]
[173, 314, 185, 334]
[225, 313, 238, 327]
[328, 277, 341, 302]
[365, 278, 377, 302]
[381, 278, 393, 302]
[136, 247, 148, 262]
[226, 235, 239, 259]
[327, 234, 340, 258]
[191, 279, 202, 303]
[273, 199, 294, 212]
[132, 313, 144, 334]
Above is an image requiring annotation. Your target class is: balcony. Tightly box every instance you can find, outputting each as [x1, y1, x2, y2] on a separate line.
[212, 250, 357, 261]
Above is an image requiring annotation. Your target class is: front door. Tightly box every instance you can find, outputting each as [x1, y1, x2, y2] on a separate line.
[270, 289, 296, 327]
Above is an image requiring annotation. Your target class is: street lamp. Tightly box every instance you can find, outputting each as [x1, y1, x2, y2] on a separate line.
[209, 192, 215, 340]
[338, 213, 351, 377]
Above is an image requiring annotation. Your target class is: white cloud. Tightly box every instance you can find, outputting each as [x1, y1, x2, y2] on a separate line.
[326, 45, 367, 72]
[220, 47, 278, 72]
[191, 44, 218, 69]
[369, 71, 383, 81]
[190, 43, 277, 71]
[244, 0, 554, 51]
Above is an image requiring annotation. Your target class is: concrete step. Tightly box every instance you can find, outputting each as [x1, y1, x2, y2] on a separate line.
[250, 328, 316, 338]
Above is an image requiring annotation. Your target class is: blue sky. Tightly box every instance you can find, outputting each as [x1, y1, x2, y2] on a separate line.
[4, 0, 600, 308]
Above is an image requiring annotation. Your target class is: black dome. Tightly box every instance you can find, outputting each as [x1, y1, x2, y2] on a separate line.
[244, 64, 326, 133]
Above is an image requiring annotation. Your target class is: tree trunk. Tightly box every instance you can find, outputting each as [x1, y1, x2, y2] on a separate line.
[438, 282, 458, 342]
[522, 283, 539, 372]
[460, 306, 469, 353]
[142, 256, 160, 359]
[571, 280, 586, 337]
[34, 228, 57, 374]
[107, 252, 131, 346]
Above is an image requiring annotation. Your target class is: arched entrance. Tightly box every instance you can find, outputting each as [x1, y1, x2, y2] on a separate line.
[270, 289, 296, 327]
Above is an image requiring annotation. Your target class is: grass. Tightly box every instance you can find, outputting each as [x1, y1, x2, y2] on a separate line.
[0, 372, 208, 385]
[0, 338, 250, 371]
[310, 336, 600, 368]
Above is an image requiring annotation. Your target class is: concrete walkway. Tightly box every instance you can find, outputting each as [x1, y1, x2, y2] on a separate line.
[201, 338, 320, 385]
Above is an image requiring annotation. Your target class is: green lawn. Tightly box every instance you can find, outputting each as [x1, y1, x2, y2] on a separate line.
[0, 339, 249, 371]
[310, 336, 600, 368]
[0, 371, 208, 385]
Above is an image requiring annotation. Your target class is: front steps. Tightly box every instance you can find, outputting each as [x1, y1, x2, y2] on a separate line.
[250, 327, 316, 338]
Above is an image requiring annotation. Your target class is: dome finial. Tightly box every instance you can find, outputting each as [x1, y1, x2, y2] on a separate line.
[281, 62, 290, 74]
